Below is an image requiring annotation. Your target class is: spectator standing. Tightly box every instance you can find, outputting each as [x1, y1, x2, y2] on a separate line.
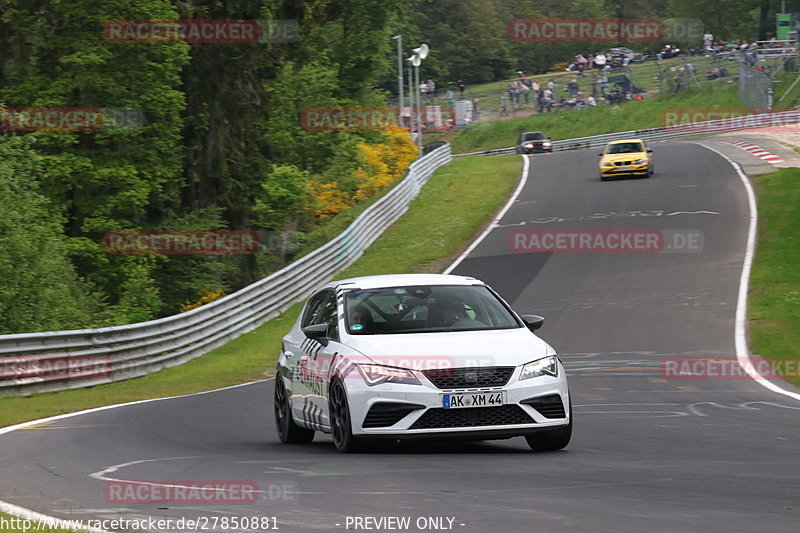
[426, 79, 436, 100]
[594, 52, 607, 70]
[520, 81, 531, 104]
[445, 88, 455, 109]
[419, 81, 428, 101]
[576, 54, 588, 76]
[509, 80, 521, 108]
[457, 79, 466, 98]
[541, 88, 553, 112]
[599, 73, 609, 96]
[567, 78, 579, 97]
[500, 93, 509, 116]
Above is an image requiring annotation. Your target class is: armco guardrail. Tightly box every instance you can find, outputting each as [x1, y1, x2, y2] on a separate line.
[0, 144, 452, 397]
[455, 109, 800, 157]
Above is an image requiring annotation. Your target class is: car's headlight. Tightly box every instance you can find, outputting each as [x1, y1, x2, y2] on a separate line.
[525, 143, 534, 149]
[357, 364, 421, 386]
[601, 161, 614, 167]
[520, 356, 558, 380]
[633, 159, 647, 165]
[542, 141, 552, 146]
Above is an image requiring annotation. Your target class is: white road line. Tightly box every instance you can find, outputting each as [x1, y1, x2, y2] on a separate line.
[443, 154, 530, 274]
[693, 142, 800, 402]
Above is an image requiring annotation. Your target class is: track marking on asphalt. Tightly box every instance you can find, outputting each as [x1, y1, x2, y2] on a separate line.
[693, 143, 800, 402]
[716, 138, 785, 163]
[494, 209, 720, 228]
[687, 401, 800, 417]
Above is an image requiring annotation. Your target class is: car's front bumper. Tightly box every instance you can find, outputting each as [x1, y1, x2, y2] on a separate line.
[520, 146, 552, 153]
[600, 163, 649, 177]
[345, 363, 570, 439]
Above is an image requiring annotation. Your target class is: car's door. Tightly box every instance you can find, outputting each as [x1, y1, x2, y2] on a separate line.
[285, 290, 328, 422]
[295, 289, 347, 431]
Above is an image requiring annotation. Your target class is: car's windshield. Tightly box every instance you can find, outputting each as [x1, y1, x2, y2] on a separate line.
[344, 285, 520, 334]
[607, 142, 645, 154]
[521, 132, 546, 141]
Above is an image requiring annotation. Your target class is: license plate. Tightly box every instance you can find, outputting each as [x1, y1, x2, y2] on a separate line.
[442, 391, 505, 409]
[616, 166, 630, 170]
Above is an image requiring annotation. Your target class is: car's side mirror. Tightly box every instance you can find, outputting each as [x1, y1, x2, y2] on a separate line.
[521, 315, 545, 332]
[302, 323, 329, 346]
[597, 153, 603, 156]
[647, 149, 653, 153]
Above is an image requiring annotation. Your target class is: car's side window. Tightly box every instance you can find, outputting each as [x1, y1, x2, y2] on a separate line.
[318, 290, 339, 341]
[301, 291, 329, 328]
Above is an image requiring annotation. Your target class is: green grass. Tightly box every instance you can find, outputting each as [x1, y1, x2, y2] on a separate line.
[450, 85, 745, 154]
[749, 168, 800, 386]
[0, 155, 522, 429]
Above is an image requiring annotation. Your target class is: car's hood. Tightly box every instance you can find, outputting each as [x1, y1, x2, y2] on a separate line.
[344, 327, 554, 369]
[602, 152, 647, 162]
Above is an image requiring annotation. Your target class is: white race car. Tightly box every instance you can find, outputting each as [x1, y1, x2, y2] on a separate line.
[273, 273, 571, 452]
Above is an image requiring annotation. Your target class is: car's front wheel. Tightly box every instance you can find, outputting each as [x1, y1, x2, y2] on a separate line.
[329, 378, 361, 453]
[525, 399, 572, 451]
[274, 376, 314, 444]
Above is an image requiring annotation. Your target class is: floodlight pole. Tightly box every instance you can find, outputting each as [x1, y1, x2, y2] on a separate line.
[393, 35, 404, 110]
[407, 59, 414, 131]
[414, 60, 422, 155]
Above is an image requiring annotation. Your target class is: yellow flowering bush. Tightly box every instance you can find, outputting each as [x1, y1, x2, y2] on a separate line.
[311, 125, 418, 217]
[180, 289, 225, 313]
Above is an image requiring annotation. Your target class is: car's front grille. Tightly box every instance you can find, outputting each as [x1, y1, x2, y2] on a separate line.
[521, 394, 566, 419]
[614, 160, 633, 166]
[422, 366, 515, 389]
[362, 402, 425, 428]
[410, 405, 533, 429]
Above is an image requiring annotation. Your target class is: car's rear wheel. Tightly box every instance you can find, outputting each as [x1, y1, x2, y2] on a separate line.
[274, 376, 314, 444]
[329, 378, 361, 453]
[525, 399, 572, 451]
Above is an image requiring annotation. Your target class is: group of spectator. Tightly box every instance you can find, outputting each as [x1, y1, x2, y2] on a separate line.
[500, 73, 640, 116]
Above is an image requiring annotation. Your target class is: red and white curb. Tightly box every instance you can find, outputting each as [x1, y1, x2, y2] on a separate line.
[717, 138, 784, 164]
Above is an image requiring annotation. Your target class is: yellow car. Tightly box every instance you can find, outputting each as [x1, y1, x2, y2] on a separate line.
[598, 139, 653, 181]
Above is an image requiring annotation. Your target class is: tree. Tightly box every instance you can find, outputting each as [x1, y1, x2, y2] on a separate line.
[0, 137, 101, 334]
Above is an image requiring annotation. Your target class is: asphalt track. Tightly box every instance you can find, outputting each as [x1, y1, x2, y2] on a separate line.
[1, 142, 799, 533]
